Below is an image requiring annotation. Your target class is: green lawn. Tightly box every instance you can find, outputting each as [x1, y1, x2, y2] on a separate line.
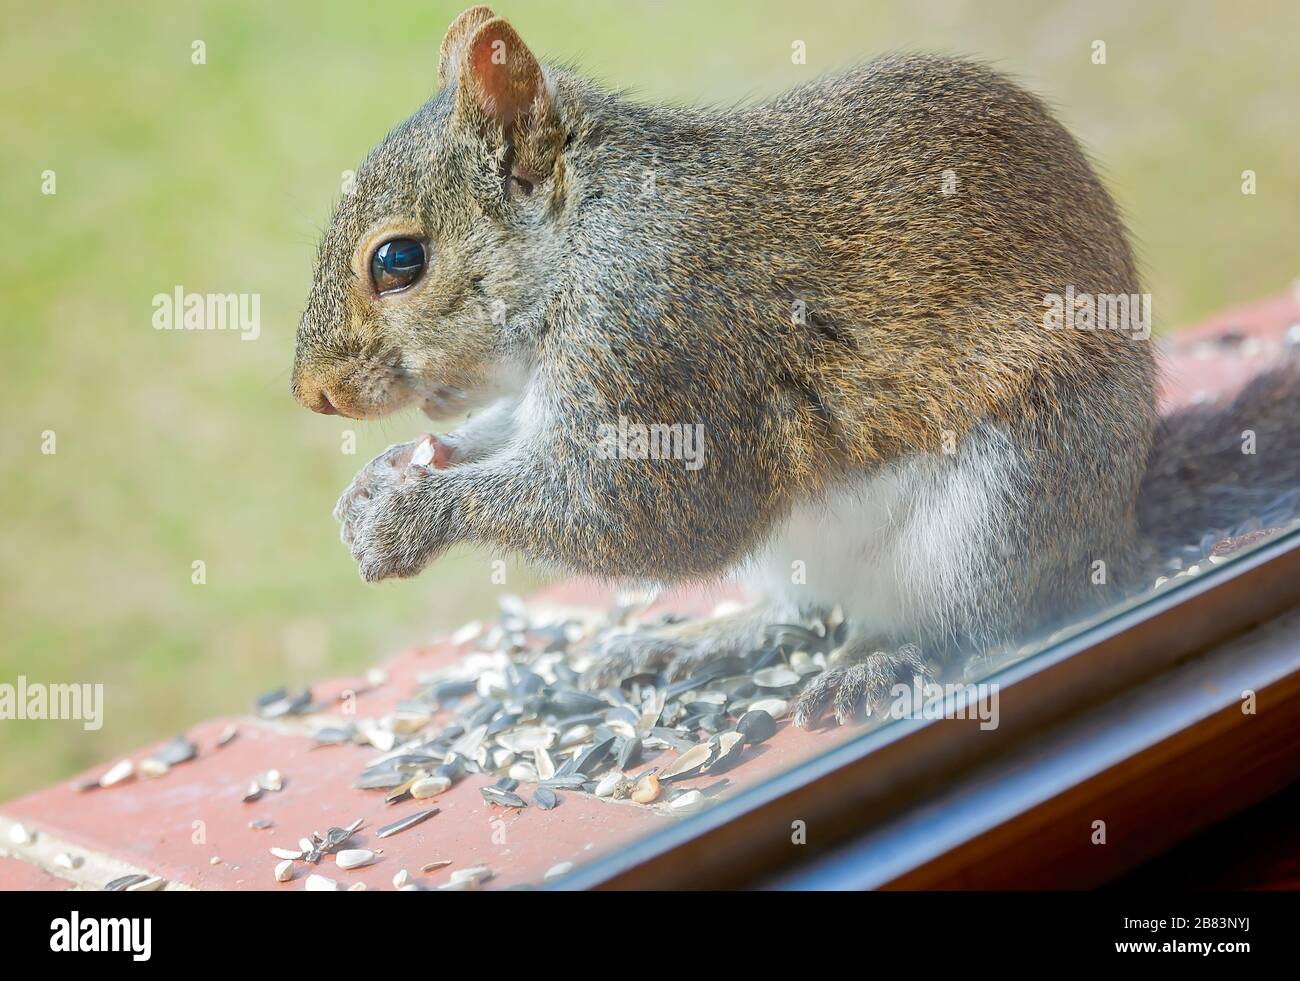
[2, 0, 1297, 802]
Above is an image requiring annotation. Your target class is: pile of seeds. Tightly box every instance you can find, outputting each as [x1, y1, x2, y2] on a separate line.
[327, 595, 837, 821]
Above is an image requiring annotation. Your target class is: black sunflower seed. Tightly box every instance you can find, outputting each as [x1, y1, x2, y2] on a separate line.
[376, 809, 438, 838]
[736, 709, 777, 744]
[573, 736, 616, 776]
[533, 787, 559, 810]
[540, 774, 588, 790]
[155, 735, 198, 766]
[355, 770, 407, 791]
[544, 688, 609, 717]
[617, 736, 643, 769]
[104, 874, 149, 892]
[481, 786, 528, 808]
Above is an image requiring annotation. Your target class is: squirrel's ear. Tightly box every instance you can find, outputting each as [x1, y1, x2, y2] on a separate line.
[438, 6, 496, 90]
[456, 16, 548, 131]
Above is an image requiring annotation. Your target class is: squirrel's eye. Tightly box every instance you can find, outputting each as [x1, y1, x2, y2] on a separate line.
[371, 238, 426, 294]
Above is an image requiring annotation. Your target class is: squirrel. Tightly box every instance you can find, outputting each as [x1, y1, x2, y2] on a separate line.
[292, 6, 1300, 727]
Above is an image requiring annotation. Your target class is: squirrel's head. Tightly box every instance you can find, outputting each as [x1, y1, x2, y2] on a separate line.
[292, 6, 568, 420]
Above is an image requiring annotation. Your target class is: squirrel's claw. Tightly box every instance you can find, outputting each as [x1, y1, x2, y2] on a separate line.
[792, 643, 931, 728]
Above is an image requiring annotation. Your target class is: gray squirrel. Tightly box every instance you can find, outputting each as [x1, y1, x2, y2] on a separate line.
[292, 7, 1300, 726]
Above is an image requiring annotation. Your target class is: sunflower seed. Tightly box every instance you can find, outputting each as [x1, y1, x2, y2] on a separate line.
[335, 849, 377, 870]
[257, 769, 284, 792]
[617, 736, 643, 769]
[376, 809, 438, 839]
[450, 724, 488, 758]
[421, 860, 452, 873]
[540, 774, 588, 790]
[790, 651, 820, 675]
[534, 746, 556, 780]
[314, 726, 356, 746]
[384, 776, 418, 804]
[487, 711, 521, 736]
[104, 874, 149, 892]
[753, 666, 801, 689]
[410, 775, 452, 799]
[358, 722, 396, 752]
[260, 688, 312, 720]
[305, 874, 339, 891]
[533, 787, 559, 809]
[355, 769, 409, 791]
[545, 862, 575, 880]
[736, 709, 777, 744]
[558, 724, 593, 748]
[699, 712, 729, 735]
[546, 688, 609, 717]
[573, 736, 616, 776]
[126, 875, 166, 892]
[481, 786, 528, 808]
[451, 865, 491, 885]
[669, 790, 706, 815]
[508, 762, 538, 782]
[98, 759, 134, 788]
[270, 846, 302, 860]
[274, 860, 294, 882]
[747, 698, 788, 718]
[392, 869, 411, 889]
[7, 823, 33, 846]
[155, 735, 198, 766]
[249, 818, 274, 831]
[435, 758, 464, 780]
[594, 772, 625, 797]
[411, 435, 437, 467]
[54, 852, 83, 870]
[649, 727, 697, 753]
[496, 725, 556, 753]
[707, 731, 745, 773]
[438, 877, 479, 891]
[319, 825, 359, 852]
[242, 781, 263, 803]
[660, 742, 712, 782]
[138, 758, 169, 778]
[216, 723, 239, 747]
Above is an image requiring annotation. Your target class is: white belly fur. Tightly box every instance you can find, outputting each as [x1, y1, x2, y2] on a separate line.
[738, 424, 1021, 646]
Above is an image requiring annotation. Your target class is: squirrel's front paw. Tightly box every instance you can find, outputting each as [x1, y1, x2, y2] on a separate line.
[340, 466, 454, 583]
[336, 436, 453, 547]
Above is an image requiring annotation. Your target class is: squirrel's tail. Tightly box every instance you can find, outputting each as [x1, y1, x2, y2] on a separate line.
[1137, 364, 1300, 559]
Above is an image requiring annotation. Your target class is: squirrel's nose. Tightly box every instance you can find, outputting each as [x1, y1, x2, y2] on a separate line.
[293, 371, 340, 416]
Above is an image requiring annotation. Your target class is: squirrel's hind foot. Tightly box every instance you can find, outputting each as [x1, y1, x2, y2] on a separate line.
[792, 642, 934, 729]
[581, 604, 780, 689]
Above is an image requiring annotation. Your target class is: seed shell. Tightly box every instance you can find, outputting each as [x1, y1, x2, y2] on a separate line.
[376, 809, 438, 839]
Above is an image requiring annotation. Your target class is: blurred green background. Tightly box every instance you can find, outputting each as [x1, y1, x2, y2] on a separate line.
[1, 0, 1297, 802]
